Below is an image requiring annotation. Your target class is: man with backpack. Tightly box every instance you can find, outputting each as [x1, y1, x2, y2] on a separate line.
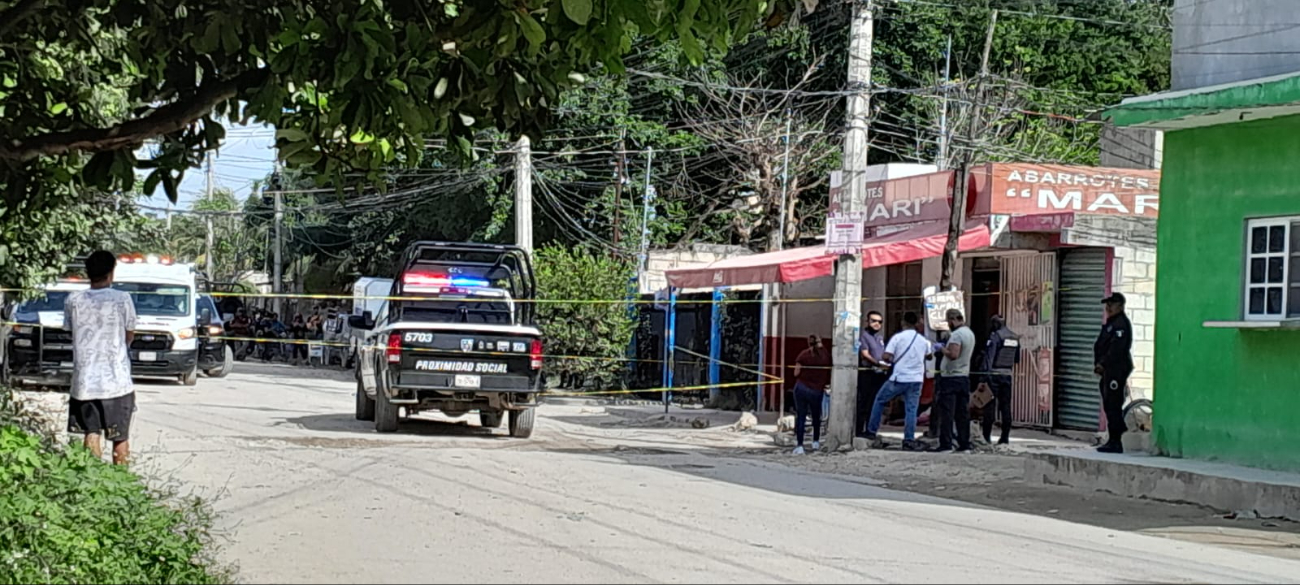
[981, 315, 1020, 445]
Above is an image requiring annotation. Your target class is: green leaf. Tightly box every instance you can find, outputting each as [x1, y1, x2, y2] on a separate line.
[48, 102, 67, 115]
[387, 78, 408, 93]
[162, 172, 179, 203]
[221, 24, 241, 55]
[142, 169, 162, 195]
[517, 12, 546, 49]
[349, 129, 375, 144]
[562, 0, 593, 25]
[276, 128, 310, 142]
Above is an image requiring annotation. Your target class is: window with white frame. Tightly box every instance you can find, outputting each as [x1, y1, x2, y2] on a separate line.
[1244, 217, 1300, 320]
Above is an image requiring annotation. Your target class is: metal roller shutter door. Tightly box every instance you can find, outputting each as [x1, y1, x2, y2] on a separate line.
[1055, 248, 1108, 430]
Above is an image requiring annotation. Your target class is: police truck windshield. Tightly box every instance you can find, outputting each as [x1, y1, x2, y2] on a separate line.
[15, 291, 71, 313]
[402, 298, 514, 325]
[114, 283, 192, 316]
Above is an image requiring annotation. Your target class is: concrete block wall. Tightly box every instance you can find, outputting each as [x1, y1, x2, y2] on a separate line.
[1064, 215, 1159, 403]
[1113, 244, 1157, 402]
[641, 244, 753, 295]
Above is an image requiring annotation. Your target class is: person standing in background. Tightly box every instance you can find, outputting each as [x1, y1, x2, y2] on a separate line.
[1095, 293, 1134, 453]
[856, 310, 887, 438]
[863, 312, 930, 451]
[64, 251, 137, 465]
[932, 309, 975, 453]
[981, 315, 1020, 446]
[790, 335, 831, 455]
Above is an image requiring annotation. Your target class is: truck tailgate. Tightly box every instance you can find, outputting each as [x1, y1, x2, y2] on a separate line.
[393, 329, 538, 392]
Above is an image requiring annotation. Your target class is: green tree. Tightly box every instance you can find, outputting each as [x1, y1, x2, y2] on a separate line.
[533, 245, 634, 390]
[0, 0, 790, 204]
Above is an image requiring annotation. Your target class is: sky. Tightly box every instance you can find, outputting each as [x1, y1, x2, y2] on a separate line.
[137, 122, 277, 213]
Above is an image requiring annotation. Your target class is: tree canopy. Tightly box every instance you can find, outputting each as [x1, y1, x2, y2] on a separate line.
[0, 0, 789, 204]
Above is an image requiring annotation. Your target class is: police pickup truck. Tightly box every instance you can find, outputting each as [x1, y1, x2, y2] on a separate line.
[349, 242, 543, 437]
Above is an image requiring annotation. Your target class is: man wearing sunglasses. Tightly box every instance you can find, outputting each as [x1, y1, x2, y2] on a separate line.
[856, 310, 887, 437]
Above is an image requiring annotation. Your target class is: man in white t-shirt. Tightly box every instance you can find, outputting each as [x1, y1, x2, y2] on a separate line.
[63, 250, 137, 465]
[863, 311, 932, 450]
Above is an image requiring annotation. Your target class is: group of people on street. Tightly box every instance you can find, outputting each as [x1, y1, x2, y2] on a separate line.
[223, 305, 341, 365]
[787, 293, 1134, 456]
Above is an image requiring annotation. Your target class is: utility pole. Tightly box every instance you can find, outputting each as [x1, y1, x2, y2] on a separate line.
[205, 151, 216, 279]
[637, 147, 655, 279]
[273, 188, 283, 317]
[613, 130, 626, 248]
[940, 9, 997, 291]
[777, 110, 793, 251]
[827, 0, 873, 451]
[515, 135, 533, 253]
[937, 34, 953, 170]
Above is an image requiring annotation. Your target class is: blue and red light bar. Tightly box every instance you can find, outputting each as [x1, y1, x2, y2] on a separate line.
[402, 271, 490, 290]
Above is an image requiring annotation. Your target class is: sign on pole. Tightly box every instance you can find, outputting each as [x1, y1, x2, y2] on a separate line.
[924, 289, 965, 331]
[824, 211, 866, 255]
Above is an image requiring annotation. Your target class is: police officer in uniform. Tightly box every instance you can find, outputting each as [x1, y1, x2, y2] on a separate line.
[1094, 292, 1134, 453]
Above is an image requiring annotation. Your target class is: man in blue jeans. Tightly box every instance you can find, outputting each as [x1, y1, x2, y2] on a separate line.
[864, 312, 930, 451]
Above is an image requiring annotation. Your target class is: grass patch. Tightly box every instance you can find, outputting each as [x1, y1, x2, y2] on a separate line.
[0, 390, 232, 584]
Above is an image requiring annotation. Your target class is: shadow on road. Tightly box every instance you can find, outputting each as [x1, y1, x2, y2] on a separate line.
[285, 412, 510, 439]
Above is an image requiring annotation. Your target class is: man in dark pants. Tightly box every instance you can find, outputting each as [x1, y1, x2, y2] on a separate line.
[791, 335, 831, 455]
[1095, 293, 1134, 453]
[856, 310, 887, 437]
[932, 309, 975, 452]
[981, 315, 1019, 445]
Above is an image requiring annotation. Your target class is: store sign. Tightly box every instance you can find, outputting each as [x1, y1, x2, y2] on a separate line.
[987, 164, 1160, 218]
[828, 170, 959, 228]
[924, 289, 965, 332]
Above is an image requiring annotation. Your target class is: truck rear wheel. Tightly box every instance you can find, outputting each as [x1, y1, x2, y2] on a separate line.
[354, 377, 375, 421]
[374, 374, 399, 433]
[479, 411, 503, 428]
[508, 408, 535, 438]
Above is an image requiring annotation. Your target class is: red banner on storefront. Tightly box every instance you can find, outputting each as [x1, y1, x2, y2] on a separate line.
[981, 164, 1160, 218]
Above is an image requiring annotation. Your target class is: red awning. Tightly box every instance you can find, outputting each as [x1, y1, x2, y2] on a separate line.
[664, 220, 990, 289]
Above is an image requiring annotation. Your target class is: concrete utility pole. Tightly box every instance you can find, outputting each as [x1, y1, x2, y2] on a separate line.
[827, 0, 874, 451]
[937, 34, 953, 170]
[272, 188, 283, 316]
[613, 130, 626, 247]
[637, 147, 655, 280]
[515, 135, 533, 253]
[777, 110, 793, 251]
[205, 151, 216, 279]
[940, 9, 997, 291]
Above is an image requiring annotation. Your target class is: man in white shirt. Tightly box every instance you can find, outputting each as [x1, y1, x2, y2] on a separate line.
[64, 250, 137, 465]
[863, 311, 932, 450]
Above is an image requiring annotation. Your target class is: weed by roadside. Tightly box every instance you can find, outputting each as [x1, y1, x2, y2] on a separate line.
[0, 389, 233, 584]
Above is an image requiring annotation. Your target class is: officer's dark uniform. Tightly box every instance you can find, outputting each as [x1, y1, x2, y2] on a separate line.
[1094, 293, 1134, 449]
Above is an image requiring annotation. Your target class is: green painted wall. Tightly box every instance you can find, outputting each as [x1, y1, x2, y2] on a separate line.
[1155, 114, 1300, 471]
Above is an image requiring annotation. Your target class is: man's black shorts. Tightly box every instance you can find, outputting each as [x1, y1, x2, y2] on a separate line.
[67, 392, 136, 441]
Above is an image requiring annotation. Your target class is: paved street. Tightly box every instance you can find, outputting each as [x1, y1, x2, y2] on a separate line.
[115, 364, 1300, 584]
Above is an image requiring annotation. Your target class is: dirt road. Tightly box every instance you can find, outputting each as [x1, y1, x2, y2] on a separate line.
[60, 364, 1300, 582]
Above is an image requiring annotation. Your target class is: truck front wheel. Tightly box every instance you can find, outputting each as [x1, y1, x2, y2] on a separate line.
[374, 373, 399, 433]
[508, 408, 535, 438]
[180, 366, 199, 386]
